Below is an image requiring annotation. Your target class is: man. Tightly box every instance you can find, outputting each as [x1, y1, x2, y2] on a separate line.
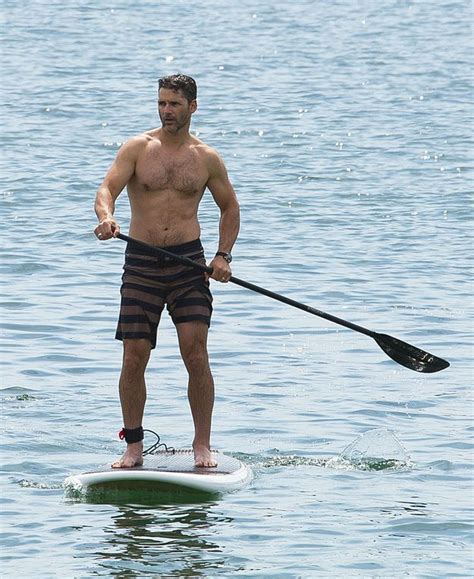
[94, 74, 240, 468]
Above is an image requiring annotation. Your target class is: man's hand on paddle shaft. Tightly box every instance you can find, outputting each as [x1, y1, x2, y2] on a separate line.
[208, 255, 232, 283]
[95, 217, 120, 241]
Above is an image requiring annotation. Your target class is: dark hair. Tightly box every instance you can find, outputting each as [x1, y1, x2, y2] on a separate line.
[158, 74, 197, 103]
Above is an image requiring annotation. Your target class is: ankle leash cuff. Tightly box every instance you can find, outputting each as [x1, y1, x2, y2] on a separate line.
[119, 426, 144, 444]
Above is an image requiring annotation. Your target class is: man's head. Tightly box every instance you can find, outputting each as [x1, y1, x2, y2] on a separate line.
[158, 74, 197, 103]
[157, 74, 198, 134]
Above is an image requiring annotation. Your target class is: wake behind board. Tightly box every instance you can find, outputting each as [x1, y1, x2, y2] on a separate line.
[65, 450, 252, 496]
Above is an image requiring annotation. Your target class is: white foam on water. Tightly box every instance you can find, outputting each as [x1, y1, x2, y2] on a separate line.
[327, 428, 414, 471]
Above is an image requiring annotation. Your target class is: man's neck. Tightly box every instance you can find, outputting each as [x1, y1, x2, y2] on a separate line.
[158, 126, 191, 148]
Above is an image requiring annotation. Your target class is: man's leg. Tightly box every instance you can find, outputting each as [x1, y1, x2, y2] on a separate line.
[176, 322, 217, 467]
[112, 338, 152, 468]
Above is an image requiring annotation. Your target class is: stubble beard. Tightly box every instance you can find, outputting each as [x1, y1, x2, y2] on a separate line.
[160, 113, 190, 135]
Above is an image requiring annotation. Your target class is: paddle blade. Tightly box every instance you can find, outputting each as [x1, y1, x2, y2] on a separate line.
[374, 333, 450, 373]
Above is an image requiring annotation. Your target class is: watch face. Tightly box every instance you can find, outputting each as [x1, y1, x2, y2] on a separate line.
[217, 251, 232, 263]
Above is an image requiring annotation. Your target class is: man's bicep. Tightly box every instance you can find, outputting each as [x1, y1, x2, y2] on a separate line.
[208, 177, 238, 212]
[101, 141, 138, 196]
[206, 154, 238, 210]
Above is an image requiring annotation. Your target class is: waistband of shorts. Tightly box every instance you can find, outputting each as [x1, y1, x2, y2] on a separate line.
[125, 238, 204, 258]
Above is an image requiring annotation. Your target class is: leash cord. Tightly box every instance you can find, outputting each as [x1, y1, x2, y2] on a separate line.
[143, 429, 175, 455]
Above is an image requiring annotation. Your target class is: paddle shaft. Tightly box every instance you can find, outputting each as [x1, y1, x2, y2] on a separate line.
[115, 233, 450, 372]
[117, 233, 375, 339]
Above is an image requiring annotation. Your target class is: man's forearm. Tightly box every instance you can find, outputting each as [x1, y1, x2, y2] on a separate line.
[95, 187, 116, 222]
[217, 205, 240, 253]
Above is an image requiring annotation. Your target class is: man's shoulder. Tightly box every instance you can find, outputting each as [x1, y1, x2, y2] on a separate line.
[127, 131, 156, 147]
[117, 132, 156, 159]
[192, 142, 228, 179]
[190, 136, 221, 162]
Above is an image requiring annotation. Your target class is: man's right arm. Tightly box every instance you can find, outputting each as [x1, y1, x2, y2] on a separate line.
[94, 137, 143, 240]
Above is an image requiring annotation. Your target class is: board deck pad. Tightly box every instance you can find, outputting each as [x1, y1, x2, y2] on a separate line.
[92, 450, 241, 474]
[65, 449, 252, 497]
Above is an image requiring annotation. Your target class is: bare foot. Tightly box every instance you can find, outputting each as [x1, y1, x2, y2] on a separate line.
[112, 442, 143, 468]
[193, 445, 217, 468]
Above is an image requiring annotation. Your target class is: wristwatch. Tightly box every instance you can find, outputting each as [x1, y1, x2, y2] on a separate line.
[215, 251, 232, 263]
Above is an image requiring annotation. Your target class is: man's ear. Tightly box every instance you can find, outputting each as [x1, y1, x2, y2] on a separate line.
[190, 99, 197, 113]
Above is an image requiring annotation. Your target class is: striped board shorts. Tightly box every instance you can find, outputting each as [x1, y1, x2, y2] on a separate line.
[115, 239, 213, 349]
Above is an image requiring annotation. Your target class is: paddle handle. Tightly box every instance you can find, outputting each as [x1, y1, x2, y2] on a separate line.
[116, 233, 375, 339]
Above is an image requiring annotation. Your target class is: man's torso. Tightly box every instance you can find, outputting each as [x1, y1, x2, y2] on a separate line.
[127, 132, 211, 246]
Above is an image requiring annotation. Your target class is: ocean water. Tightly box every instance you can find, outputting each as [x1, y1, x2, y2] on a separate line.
[1, 0, 473, 576]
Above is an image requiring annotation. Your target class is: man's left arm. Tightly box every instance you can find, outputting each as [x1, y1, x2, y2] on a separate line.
[206, 151, 240, 282]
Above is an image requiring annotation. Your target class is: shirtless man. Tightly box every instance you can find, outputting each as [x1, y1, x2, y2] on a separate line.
[94, 74, 240, 468]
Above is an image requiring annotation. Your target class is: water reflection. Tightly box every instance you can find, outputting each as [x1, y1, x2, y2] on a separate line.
[381, 500, 430, 518]
[91, 502, 234, 576]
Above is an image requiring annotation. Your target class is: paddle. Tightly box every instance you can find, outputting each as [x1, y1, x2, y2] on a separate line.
[116, 233, 450, 373]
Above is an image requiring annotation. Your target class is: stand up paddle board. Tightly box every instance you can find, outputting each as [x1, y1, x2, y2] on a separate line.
[65, 449, 252, 495]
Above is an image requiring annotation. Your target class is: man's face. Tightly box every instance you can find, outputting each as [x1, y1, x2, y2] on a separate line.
[158, 88, 197, 133]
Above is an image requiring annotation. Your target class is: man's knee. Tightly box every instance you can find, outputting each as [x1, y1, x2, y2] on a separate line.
[181, 341, 209, 373]
[122, 339, 151, 373]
